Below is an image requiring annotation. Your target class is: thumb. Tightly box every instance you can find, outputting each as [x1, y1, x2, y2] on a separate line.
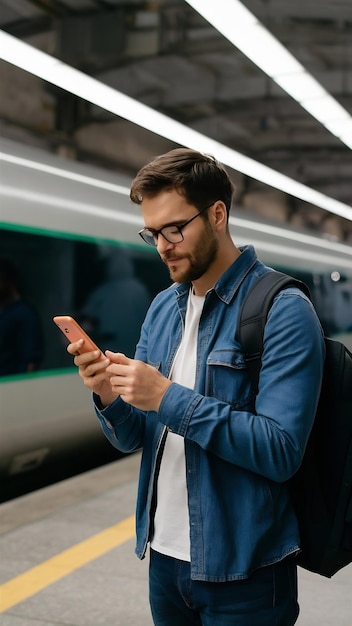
[105, 350, 130, 364]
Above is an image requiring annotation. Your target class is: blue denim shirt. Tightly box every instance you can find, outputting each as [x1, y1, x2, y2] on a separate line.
[95, 245, 325, 581]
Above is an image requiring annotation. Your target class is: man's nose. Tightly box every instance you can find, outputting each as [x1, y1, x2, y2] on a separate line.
[157, 234, 175, 254]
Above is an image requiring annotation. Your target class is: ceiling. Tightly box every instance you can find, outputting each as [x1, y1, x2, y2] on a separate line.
[0, 0, 351, 242]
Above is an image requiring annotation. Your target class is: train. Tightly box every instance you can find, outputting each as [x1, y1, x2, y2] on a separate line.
[1, 137, 352, 502]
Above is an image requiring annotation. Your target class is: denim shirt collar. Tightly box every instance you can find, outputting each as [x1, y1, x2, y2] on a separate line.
[173, 244, 258, 305]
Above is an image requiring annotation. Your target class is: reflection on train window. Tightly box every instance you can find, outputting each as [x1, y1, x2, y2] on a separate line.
[77, 245, 153, 356]
[0, 256, 44, 375]
[0, 228, 170, 375]
[277, 265, 352, 351]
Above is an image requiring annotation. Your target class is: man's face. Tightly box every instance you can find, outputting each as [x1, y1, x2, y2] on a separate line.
[141, 189, 218, 284]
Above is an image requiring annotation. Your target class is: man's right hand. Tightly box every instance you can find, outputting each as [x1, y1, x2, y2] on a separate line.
[67, 339, 117, 407]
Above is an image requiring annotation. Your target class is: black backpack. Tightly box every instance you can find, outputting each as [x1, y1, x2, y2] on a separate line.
[238, 270, 352, 577]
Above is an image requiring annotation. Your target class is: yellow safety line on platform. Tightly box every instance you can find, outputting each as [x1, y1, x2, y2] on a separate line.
[0, 515, 135, 613]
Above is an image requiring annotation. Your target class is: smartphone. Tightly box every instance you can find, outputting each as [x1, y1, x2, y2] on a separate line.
[53, 315, 105, 359]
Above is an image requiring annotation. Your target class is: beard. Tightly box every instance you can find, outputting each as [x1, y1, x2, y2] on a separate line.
[161, 220, 219, 284]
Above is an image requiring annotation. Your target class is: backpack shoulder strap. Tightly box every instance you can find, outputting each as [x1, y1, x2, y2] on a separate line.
[238, 270, 310, 392]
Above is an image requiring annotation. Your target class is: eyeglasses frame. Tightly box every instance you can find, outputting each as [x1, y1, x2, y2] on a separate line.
[138, 202, 215, 247]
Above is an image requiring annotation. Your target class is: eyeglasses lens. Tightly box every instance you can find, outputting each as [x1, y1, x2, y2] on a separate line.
[162, 226, 183, 243]
[141, 231, 157, 246]
[140, 226, 183, 246]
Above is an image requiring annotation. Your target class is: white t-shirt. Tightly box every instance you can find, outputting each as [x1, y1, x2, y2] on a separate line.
[150, 289, 205, 561]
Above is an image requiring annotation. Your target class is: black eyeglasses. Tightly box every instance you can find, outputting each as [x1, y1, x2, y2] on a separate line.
[138, 202, 214, 247]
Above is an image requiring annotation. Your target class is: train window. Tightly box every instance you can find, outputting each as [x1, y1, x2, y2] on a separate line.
[0, 227, 170, 377]
[276, 264, 352, 351]
[1, 226, 351, 377]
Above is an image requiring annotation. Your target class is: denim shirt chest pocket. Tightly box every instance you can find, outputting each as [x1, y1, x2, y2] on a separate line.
[205, 349, 254, 409]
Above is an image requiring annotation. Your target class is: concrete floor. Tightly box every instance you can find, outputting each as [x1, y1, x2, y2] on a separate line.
[1, 454, 351, 625]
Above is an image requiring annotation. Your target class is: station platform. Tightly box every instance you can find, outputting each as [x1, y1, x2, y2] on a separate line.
[1, 452, 351, 625]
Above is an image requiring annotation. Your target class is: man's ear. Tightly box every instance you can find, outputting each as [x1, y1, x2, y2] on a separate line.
[211, 201, 227, 231]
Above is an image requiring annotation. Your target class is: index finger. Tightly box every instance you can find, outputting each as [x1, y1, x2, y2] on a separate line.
[67, 339, 84, 355]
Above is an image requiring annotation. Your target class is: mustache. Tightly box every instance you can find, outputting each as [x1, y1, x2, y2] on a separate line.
[161, 252, 186, 262]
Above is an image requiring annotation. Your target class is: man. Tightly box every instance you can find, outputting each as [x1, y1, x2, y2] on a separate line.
[67, 149, 325, 625]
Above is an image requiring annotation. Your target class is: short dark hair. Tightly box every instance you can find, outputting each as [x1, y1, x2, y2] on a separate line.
[130, 148, 235, 220]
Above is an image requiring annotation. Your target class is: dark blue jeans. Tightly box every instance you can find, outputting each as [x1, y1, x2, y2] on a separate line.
[149, 549, 299, 625]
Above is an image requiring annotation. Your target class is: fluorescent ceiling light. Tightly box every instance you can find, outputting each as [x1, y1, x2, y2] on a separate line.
[274, 73, 326, 101]
[185, 0, 352, 149]
[324, 119, 352, 142]
[0, 30, 351, 222]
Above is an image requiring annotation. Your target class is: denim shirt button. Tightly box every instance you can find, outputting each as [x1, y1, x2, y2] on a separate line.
[167, 426, 173, 432]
